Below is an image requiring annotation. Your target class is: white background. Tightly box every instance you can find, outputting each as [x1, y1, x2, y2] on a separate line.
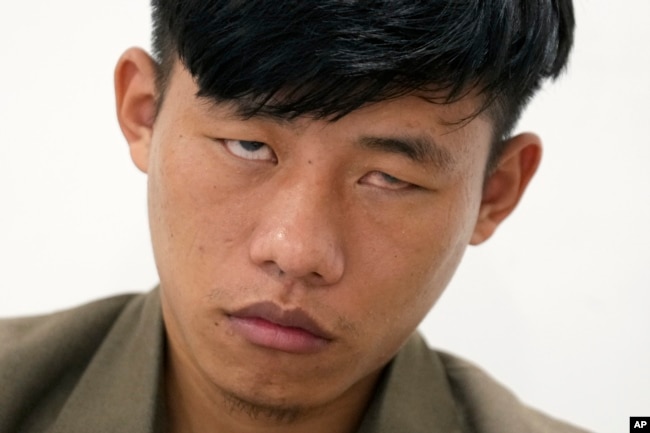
[0, 1, 648, 432]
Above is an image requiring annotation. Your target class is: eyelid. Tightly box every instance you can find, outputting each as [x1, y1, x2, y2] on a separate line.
[361, 171, 414, 191]
[219, 138, 277, 162]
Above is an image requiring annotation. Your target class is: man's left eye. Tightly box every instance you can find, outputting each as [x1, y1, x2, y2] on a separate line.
[222, 139, 276, 162]
[360, 171, 413, 191]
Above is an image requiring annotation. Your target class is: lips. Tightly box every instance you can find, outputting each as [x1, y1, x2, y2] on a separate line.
[226, 301, 332, 354]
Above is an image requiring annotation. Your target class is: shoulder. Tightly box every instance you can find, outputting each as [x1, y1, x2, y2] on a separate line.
[364, 334, 592, 433]
[434, 348, 591, 433]
[0, 293, 140, 367]
[0, 293, 147, 431]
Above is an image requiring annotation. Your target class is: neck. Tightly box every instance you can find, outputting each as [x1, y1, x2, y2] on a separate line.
[164, 346, 382, 433]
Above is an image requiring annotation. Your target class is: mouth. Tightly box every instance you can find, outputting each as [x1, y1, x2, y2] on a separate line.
[225, 301, 333, 354]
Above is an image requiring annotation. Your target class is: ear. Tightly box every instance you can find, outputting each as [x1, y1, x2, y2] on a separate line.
[470, 133, 542, 245]
[114, 47, 158, 173]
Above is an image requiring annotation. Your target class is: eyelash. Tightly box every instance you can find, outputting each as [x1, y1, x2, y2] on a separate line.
[361, 171, 414, 191]
[221, 139, 277, 162]
[217, 138, 415, 191]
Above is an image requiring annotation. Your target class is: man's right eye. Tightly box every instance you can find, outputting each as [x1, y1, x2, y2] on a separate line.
[222, 139, 276, 162]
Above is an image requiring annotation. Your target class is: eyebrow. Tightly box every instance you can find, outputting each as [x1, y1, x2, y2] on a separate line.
[199, 97, 457, 170]
[357, 135, 456, 171]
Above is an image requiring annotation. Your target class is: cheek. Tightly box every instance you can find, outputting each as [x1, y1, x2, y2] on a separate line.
[146, 137, 252, 296]
[342, 188, 479, 344]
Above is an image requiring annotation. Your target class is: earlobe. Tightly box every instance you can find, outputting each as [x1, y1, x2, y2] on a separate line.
[470, 133, 542, 245]
[114, 47, 158, 173]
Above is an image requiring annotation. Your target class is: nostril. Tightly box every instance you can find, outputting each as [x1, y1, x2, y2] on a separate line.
[310, 271, 325, 282]
[274, 266, 323, 283]
[259, 261, 285, 278]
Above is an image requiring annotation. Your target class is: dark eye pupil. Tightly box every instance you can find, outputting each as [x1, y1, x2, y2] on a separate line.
[240, 140, 264, 151]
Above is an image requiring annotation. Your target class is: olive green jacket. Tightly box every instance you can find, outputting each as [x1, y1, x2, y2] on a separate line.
[0, 290, 589, 433]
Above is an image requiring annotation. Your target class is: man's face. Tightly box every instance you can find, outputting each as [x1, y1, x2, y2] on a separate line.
[141, 61, 493, 410]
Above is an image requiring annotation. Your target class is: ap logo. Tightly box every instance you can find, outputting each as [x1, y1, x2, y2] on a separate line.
[631, 417, 650, 432]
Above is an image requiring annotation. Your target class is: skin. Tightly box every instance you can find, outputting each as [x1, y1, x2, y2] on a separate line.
[115, 48, 541, 433]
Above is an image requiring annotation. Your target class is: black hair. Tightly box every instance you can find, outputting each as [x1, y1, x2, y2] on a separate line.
[150, 0, 574, 167]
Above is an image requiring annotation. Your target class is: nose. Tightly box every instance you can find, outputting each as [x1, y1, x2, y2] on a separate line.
[248, 177, 345, 286]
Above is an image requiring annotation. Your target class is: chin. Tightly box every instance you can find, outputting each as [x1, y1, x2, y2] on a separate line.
[218, 384, 317, 423]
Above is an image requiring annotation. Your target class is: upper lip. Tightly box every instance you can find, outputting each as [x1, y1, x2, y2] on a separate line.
[227, 301, 333, 340]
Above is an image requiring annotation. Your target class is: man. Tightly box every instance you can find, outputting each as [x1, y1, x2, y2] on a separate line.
[0, 1, 588, 432]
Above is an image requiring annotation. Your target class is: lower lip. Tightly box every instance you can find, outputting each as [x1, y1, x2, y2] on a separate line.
[228, 316, 330, 354]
